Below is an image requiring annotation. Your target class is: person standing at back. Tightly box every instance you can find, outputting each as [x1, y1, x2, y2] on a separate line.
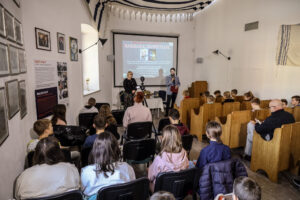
[165, 68, 180, 117]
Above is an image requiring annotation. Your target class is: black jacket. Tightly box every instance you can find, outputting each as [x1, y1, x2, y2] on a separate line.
[255, 109, 295, 140]
[123, 78, 137, 94]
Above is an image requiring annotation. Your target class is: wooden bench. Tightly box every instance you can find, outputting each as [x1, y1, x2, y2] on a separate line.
[251, 109, 270, 121]
[290, 122, 300, 175]
[190, 103, 222, 141]
[174, 98, 200, 127]
[234, 96, 244, 103]
[250, 124, 293, 182]
[240, 101, 251, 110]
[215, 96, 224, 103]
[293, 106, 300, 122]
[260, 100, 271, 109]
[222, 102, 240, 117]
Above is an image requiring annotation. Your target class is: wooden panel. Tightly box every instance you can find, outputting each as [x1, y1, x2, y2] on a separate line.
[290, 122, 300, 175]
[176, 98, 200, 127]
[252, 109, 270, 121]
[293, 106, 300, 122]
[234, 96, 244, 103]
[190, 81, 207, 98]
[260, 100, 271, 109]
[222, 102, 240, 117]
[215, 96, 224, 103]
[284, 107, 293, 114]
[241, 101, 251, 110]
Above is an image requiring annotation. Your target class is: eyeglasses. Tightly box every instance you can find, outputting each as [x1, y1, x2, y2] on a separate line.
[269, 106, 277, 109]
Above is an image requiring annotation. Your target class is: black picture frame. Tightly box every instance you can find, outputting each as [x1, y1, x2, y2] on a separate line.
[35, 27, 51, 51]
[57, 32, 66, 54]
[18, 80, 27, 119]
[5, 79, 20, 119]
[0, 87, 9, 145]
[69, 37, 78, 61]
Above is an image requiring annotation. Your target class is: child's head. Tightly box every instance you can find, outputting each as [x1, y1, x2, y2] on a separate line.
[168, 109, 180, 124]
[244, 91, 254, 101]
[214, 90, 221, 97]
[134, 92, 144, 103]
[205, 121, 222, 142]
[51, 104, 66, 125]
[231, 89, 238, 97]
[251, 98, 261, 110]
[33, 119, 53, 138]
[223, 91, 231, 99]
[150, 191, 175, 200]
[204, 91, 210, 97]
[182, 90, 189, 97]
[91, 131, 120, 177]
[93, 115, 107, 130]
[88, 97, 96, 107]
[233, 177, 261, 200]
[281, 99, 288, 108]
[207, 95, 215, 104]
[160, 125, 182, 155]
[99, 104, 111, 118]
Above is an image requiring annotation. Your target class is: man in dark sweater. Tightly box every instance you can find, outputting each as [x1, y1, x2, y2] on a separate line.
[244, 99, 295, 157]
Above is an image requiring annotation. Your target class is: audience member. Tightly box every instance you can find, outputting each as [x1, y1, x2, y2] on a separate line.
[82, 115, 106, 149]
[81, 132, 135, 200]
[79, 97, 98, 114]
[222, 91, 234, 104]
[250, 98, 261, 111]
[15, 137, 80, 200]
[243, 91, 254, 101]
[182, 90, 190, 99]
[98, 104, 111, 119]
[214, 90, 222, 97]
[291, 95, 300, 107]
[244, 99, 295, 158]
[207, 95, 215, 104]
[27, 119, 53, 153]
[214, 90, 223, 103]
[281, 99, 288, 108]
[202, 91, 210, 97]
[168, 109, 189, 136]
[196, 121, 231, 169]
[148, 125, 189, 192]
[105, 114, 120, 140]
[51, 104, 67, 126]
[231, 89, 238, 98]
[150, 191, 176, 200]
[123, 92, 152, 128]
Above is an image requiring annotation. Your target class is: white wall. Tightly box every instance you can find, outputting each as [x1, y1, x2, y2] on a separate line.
[194, 0, 300, 101]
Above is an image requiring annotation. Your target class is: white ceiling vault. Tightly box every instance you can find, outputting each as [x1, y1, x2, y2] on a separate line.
[84, 0, 214, 35]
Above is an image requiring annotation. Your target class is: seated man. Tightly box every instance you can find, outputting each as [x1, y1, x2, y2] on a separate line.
[82, 115, 106, 149]
[79, 97, 98, 114]
[244, 99, 295, 158]
[168, 109, 189, 136]
[27, 119, 53, 153]
[291, 95, 300, 107]
[231, 89, 238, 98]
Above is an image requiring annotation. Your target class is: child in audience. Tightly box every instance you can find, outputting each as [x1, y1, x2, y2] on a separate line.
[27, 119, 53, 153]
[222, 91, 234, 104]
[243, 91, 254, 101]
[204, 91, 210, 97]
[150, 191, 176, 200]
[182, 90, 190, 99]
[81, 132, 135, 200]
[168, 109, 189, 135]
[15, 137, 80, 200]
[98, 104, 111, 118]
[231, 89, 238, 98]
[196, 121, 231, 169]
[207, 95, 215, 104]
[251, 98, 261, 111]
[148, 125, 189, 192]
[214, 90, 222, 98]
[105, 114, 120, 140]
[82, 115, 106, 148]
[291, 95, 300, 107]
[51, 104, 67, 126]
[79, 97, 98, 114]
[281, 99, 288, 108]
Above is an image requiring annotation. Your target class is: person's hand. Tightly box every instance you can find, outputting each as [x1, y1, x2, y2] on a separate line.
[132, 90, 136, 94]
[250, 120, 256, 125]
[175, 86, 178, 89]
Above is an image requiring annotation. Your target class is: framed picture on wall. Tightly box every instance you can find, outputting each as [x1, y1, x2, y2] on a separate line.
[35, 27, 51, 51]
[69, 37, 78, 61]
[4, 9, 15, 42]
[8, 45, 19, 74]
[0, 42, 10, 76]
[14, 18, 23, 45]
[18, 48, 26, 73]
[5, 79, 20, 119]
[0, 4, 6, 38]
[57, 32, 66, 54]
[0, 87, 9, 145]
[18, 80, 27, 119]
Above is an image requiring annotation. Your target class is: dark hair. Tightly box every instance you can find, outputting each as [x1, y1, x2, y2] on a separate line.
[88, 97, 96, 106]
[170, 68, 175, 71]
[168, 109, 180, 120]
[231, 89, 238, 95]
[206, 121, 222, 142]
[233, 177, 261, 200]
[33, 119, 51, 136]
[292, 95, 300, 102]
[135, 92, 144, 103]
[251, 98, 260, 105]
[244, 91, 254, 100]
[91, 132, 121, 178]
[204, 91, 210, 97]
[106, 114, 117, 125]
[33, 137, 65, 165]
[93, 115, 106, 130]
[281, 99, 288, 105]
[150, 191, 175, 200]
[214, 90, 221, 95]
[99, 105, 111, 119]
[51, 104, 66, 125]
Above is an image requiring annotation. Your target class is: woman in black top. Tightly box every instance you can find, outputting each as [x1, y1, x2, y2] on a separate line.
[123, 71, 137, 110]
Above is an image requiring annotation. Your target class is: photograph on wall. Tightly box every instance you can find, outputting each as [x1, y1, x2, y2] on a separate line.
[35, 87, 57, 119]
[0, 87, 9, 145]
[13, 0, 20, 8]
[18, 80, 27, 119]
[18, 49, 26, 73]
[5, 79, 20, 119]
[8, 45, 19, 74]
[35, 27, 51, 51]
[0, 42, 10, 76]
[57, 32, 65, 54]
[69, 37, 78, 61]
[0, 5, 6, 37]
[14, 18, 23, 45]
[57, 62, 69, 103]
[4, 9, 15, 41]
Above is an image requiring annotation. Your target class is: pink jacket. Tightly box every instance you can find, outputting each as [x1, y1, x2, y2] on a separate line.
[123, 103, 152, 128]
[148, 149, 189, 183]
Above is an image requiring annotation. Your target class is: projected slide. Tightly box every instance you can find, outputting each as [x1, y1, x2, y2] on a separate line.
[114, 33, 178, 86]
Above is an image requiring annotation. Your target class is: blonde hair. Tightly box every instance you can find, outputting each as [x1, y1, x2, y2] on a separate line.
[127, 71, 133, 75]
[160, 125, 183, 155]
[182, 90, 189, 97]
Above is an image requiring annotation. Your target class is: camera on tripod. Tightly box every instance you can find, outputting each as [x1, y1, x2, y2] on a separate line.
[140, 76, 146, 91]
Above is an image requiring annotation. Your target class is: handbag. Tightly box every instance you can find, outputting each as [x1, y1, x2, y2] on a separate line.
[171, 85, 178, 93]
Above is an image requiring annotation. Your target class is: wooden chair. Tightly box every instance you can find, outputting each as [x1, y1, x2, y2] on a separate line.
[251, 109, 270, 121]
[190, 103, 222, 141]
[216, 110, 251, 148]
[174, 98, 200, 127]
[284, 107, 293, 114]
[222, 102, 240, 117]
[260, 100, 271, 109]
[234, 96, 244, 103]
[293, 106, 300, 122]
[190, 81, 208, 98]
[250, 124, 293, 182]
[215, 96, 224, 103]
[240, 101, 251, 110]
[290, 122, 300, 175]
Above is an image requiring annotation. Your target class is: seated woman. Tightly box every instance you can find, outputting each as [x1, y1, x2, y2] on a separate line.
[15, 137, 80, 200]
[51, 104, 67, 126]
[148, 125, 189, 192]
[98, 105, 120, 140]
[81, 132, 136, 200]
[222, 91, 234, 104]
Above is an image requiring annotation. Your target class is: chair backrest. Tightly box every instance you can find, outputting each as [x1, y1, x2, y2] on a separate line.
[97, 178, 149, 200]
[95, 103, 110, 111]
[215, 96, 223, 103]
[234, 96, 244, 103]
[78, 112, 98, 129]
[190, 81, 208, 98]
[293, 106, 300, 122]
[158, 118, 170, 133]
[198, 103, 222, 135]
[179, 98, 200, 127]
[81, 147, 92, 168]
[111, 109, 125, 126]
[53, 125, 87, 146]
[25, 151, 35, 169]
[158, 90, 167, 101]
[154, 168, 198, 200]
[127, 122, 152, 140]
[240, 101, 251, 110]
[123, 138, 156, 163]
[182, 135, 193, 153]
[252, 109, 270, 121]
[25, 190, 83, 200]
[284, 107, 293, 114]
[119, 91, 125, 105]
[222, 102, 240, 117]
[260, 100, 271, 109]
[290, 122, 300, 174]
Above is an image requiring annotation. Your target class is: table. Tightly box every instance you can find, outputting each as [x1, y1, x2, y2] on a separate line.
[145, 98, 164, 117]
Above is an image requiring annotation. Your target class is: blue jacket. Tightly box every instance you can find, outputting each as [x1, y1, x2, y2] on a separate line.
[165, 75, 180, 95]
[198, 158, 248, 200]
